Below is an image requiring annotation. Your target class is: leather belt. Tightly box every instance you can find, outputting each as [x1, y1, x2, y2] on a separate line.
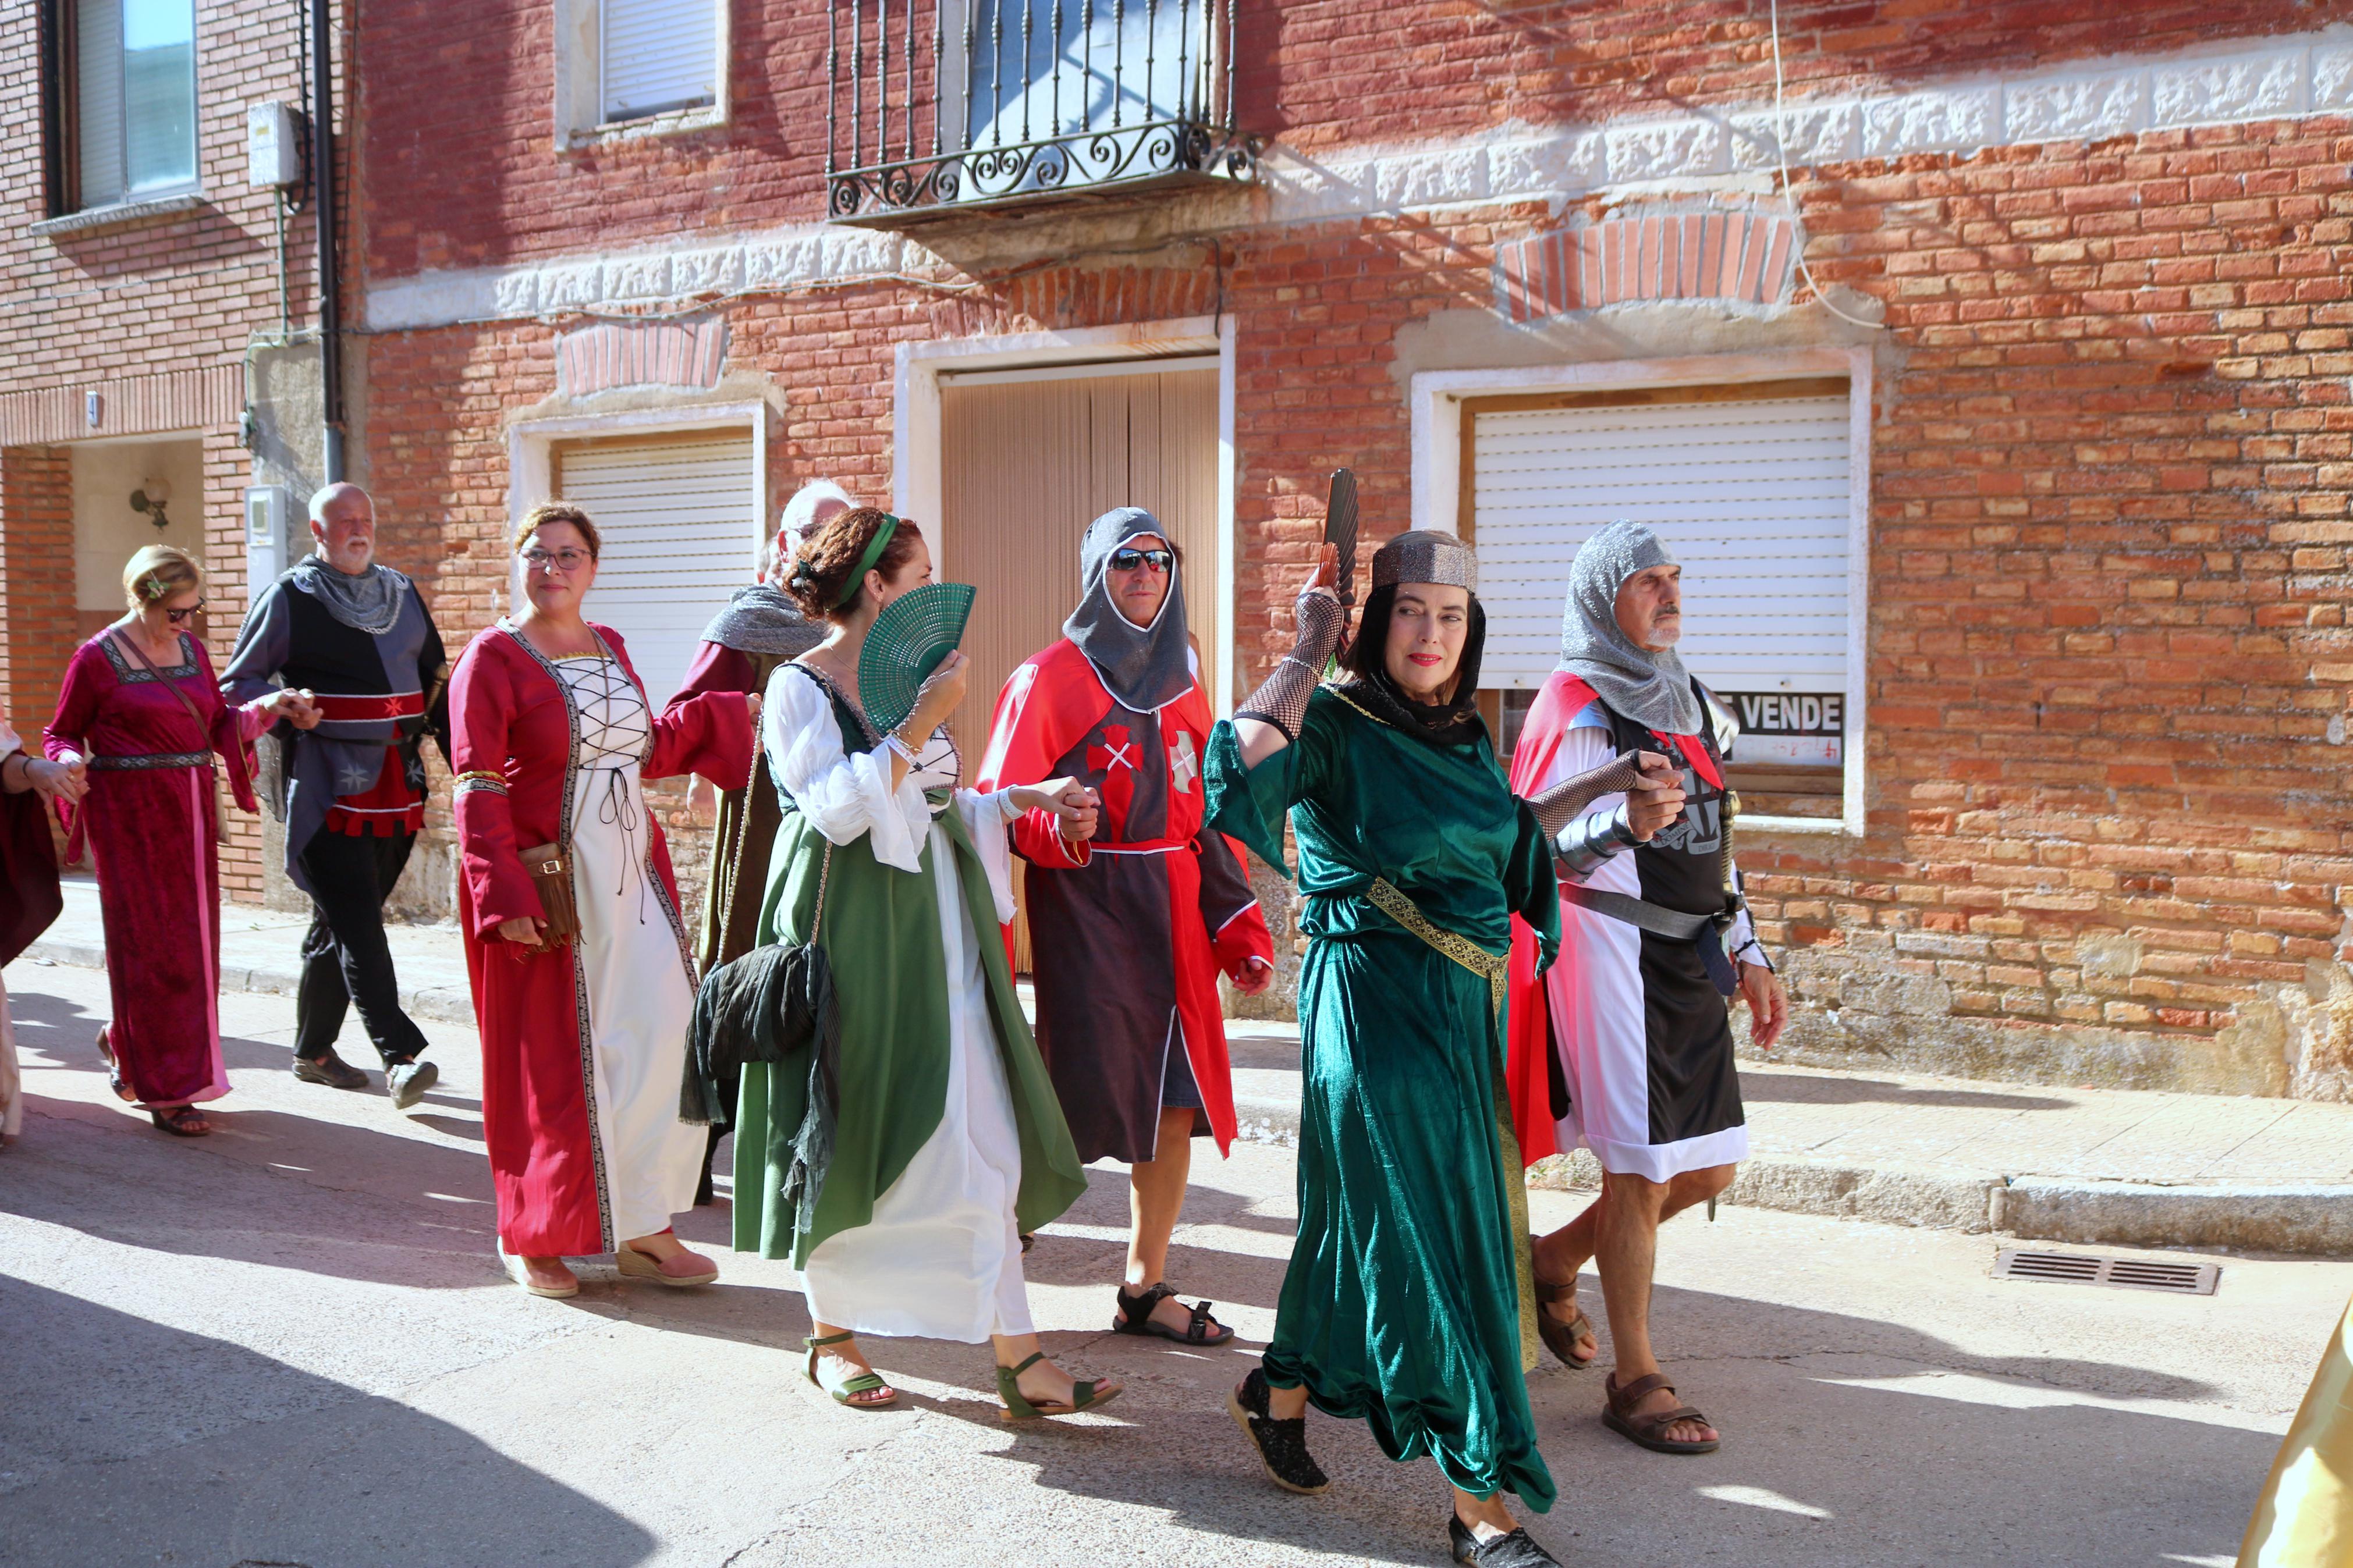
[1557, 883, 1716, 940]
[1559, 883, 1742, 996]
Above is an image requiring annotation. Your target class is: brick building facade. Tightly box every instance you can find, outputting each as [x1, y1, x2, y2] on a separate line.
[0, 0, 366, 907]
[10, 2, 2353, 1100]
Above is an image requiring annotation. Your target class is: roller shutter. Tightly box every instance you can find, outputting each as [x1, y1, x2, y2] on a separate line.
[1471, 385, 1855, 769]
[556, 435, 760, 706]
[601, 0, 719, 122]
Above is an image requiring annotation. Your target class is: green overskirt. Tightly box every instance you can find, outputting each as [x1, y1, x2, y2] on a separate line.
[732, 801, 1085, 1269]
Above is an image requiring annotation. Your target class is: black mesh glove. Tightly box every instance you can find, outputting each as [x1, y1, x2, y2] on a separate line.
[1527, 751, 1651, 841]
[1237, 587, 1347, 741]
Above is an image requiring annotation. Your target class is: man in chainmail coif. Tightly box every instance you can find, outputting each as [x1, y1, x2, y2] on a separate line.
[1503, 520, 1788, 1459]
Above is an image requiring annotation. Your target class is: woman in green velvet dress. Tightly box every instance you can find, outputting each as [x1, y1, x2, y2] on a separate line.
[1209, 531, 1565, 1568]
[733, 506, 1116, 1420]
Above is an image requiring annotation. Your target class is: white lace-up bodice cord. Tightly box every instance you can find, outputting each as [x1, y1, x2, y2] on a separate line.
[558, 655, 654, 922]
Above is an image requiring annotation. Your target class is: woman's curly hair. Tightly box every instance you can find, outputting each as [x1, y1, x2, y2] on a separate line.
[786, 507, 922, 623]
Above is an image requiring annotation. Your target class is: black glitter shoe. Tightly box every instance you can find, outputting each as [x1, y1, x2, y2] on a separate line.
[1448, 1514, 1561, 1566]
[1227, 1368, 1329, 1495]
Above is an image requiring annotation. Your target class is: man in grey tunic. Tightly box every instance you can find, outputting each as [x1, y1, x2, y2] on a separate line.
[222, 483, 450, 1108]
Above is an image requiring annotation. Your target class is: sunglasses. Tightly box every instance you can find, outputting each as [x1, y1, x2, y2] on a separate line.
[1109, 547, 1173, 574]
[164, 598, 208, 624]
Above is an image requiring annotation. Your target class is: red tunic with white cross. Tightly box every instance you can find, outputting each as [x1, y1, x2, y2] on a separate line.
[977, 638, 1274, 1164]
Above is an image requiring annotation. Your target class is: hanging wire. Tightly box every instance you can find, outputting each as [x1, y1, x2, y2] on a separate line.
[1769, 0, 1882, 331]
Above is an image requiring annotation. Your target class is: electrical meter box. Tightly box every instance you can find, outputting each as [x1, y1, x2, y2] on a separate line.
[246, 102, 304, 189]
[246, 486, 296, 584]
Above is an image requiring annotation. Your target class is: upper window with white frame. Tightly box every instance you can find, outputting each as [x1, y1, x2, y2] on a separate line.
[556, 0, 727, 143]
[51, 0, 199, 214]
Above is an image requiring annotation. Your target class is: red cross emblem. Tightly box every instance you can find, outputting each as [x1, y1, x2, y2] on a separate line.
[1167, 731, 1198, 794]
[1088, 724, 1137, 776]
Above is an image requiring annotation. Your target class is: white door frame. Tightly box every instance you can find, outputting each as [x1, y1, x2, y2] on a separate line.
[1411, 347, 1873, 836]
[895, 315, 1240, 712]
[504, 400, 771, 615]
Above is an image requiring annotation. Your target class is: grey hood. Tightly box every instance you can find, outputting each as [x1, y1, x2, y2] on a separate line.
[1063, 506, 1192, 712]
[1558, 520, 1702, 734]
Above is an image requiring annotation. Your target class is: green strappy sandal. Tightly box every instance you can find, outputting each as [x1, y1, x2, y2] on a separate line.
[995, 1351, 1122, 1422]
[804, 1331, 899, 1410]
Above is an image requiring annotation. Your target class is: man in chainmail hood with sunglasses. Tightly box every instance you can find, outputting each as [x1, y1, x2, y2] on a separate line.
[1503, 520, 1788, 1459]
[978, 505, 1275, 1349]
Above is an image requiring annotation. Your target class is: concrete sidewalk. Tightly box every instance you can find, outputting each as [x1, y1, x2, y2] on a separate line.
[27, 874, 2353, 1254]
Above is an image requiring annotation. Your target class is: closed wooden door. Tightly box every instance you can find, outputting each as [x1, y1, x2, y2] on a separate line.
[941, 364, 1220, 969]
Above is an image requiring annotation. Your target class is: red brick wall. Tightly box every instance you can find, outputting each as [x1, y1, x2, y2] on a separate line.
[0, 446, 74, 738]
[357, 0, 2331, 280]
[355, 101, 2353, 1094]
[0, 1, 330, 382]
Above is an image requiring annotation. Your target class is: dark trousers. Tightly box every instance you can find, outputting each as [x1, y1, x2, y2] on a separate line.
[294, 829, 430, 1068]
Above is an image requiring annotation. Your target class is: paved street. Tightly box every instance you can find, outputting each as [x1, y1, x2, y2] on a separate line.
[4, 955, 2344, 1568]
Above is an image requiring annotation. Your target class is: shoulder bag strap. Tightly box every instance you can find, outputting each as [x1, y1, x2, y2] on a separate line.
[112, 630, 214, 734]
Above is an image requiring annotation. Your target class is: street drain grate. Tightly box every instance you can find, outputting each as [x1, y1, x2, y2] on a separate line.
[1994, 1249, 2219, 1296]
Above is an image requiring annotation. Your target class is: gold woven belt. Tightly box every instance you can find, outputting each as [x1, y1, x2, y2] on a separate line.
[1365, 876, 1507, 1017]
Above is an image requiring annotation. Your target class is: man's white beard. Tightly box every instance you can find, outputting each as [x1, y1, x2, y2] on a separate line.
[1645, 614, 1683, 649]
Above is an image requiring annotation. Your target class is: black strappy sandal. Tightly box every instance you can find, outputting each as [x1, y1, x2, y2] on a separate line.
[1112, 1281, 1234, 1346]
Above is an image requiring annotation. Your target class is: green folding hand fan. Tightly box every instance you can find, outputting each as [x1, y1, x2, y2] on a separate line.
[858, 581, 977, 734]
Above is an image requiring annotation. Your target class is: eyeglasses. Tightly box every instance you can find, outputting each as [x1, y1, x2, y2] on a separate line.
[522, 547, 592, 573]
[164, 599, 207, 624]
[1108, 547, 1173, 574]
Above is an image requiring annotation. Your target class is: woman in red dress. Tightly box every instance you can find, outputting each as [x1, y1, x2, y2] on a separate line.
[450, 505, 756, 1297]
[43, 546, 314, 1136]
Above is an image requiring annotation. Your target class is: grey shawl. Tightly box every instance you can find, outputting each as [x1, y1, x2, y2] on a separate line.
[290, 556, 409, 635]
[1063, 506, 1191, 712]
[1559, 520, 1702, 734]
[702, 584, 825, 659]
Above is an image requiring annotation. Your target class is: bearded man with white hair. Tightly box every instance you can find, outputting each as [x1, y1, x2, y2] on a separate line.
[1503, 520, 1788, 1460]
[666, 478, 852, 1203]
[221, 482, 450, 1108]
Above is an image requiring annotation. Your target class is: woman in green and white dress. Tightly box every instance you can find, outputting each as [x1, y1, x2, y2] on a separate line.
[734, 505, 1115, 1418]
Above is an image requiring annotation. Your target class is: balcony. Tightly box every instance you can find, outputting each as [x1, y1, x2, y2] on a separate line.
[824, 0, 1260, 226]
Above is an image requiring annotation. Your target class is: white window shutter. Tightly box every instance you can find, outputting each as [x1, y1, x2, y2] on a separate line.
[76, 0, 125, 207]
[1472, 390, 1855, 728]
[558, 437, 760, 705]
[600, 0, 718, 122]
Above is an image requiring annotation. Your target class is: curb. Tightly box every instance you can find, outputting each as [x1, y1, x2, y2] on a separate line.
[1237, 1096, 2353, 1258]
[20, 937, 480, 1028]
[31, 945, 2352, 1257]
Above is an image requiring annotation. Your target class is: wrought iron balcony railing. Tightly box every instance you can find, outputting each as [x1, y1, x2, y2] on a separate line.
[825, 0, 1260, 224]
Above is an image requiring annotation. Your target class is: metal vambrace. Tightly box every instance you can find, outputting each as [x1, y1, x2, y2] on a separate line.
[1554, 802, 1641, 878]
[1237, 589, 1347, 740]
[1526, 751, 1651, 841]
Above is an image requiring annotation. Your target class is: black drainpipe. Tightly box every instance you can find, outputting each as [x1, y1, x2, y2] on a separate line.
[308, 0, 343, 483]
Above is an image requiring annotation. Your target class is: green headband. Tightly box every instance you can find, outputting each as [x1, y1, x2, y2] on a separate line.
[836, 516, 901, 609]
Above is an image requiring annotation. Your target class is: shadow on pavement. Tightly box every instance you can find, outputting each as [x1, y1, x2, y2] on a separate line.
[0, 1277, 658, 1568]
[2, 1090, 502, 1289]
[1737, 1069, 2069, 1112]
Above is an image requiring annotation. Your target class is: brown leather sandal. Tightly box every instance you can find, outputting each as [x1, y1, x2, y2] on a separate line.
[1533, 1274, 1596, 1369]
[148, 1104, 211, 1137]
[1602, 1371, 1719, 1455]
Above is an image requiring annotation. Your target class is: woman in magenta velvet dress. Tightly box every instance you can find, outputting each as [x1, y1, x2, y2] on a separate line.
[44, 546, 314, 1136]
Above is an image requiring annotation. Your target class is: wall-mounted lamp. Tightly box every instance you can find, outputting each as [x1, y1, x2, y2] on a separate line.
[131, 479, 172, 532]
